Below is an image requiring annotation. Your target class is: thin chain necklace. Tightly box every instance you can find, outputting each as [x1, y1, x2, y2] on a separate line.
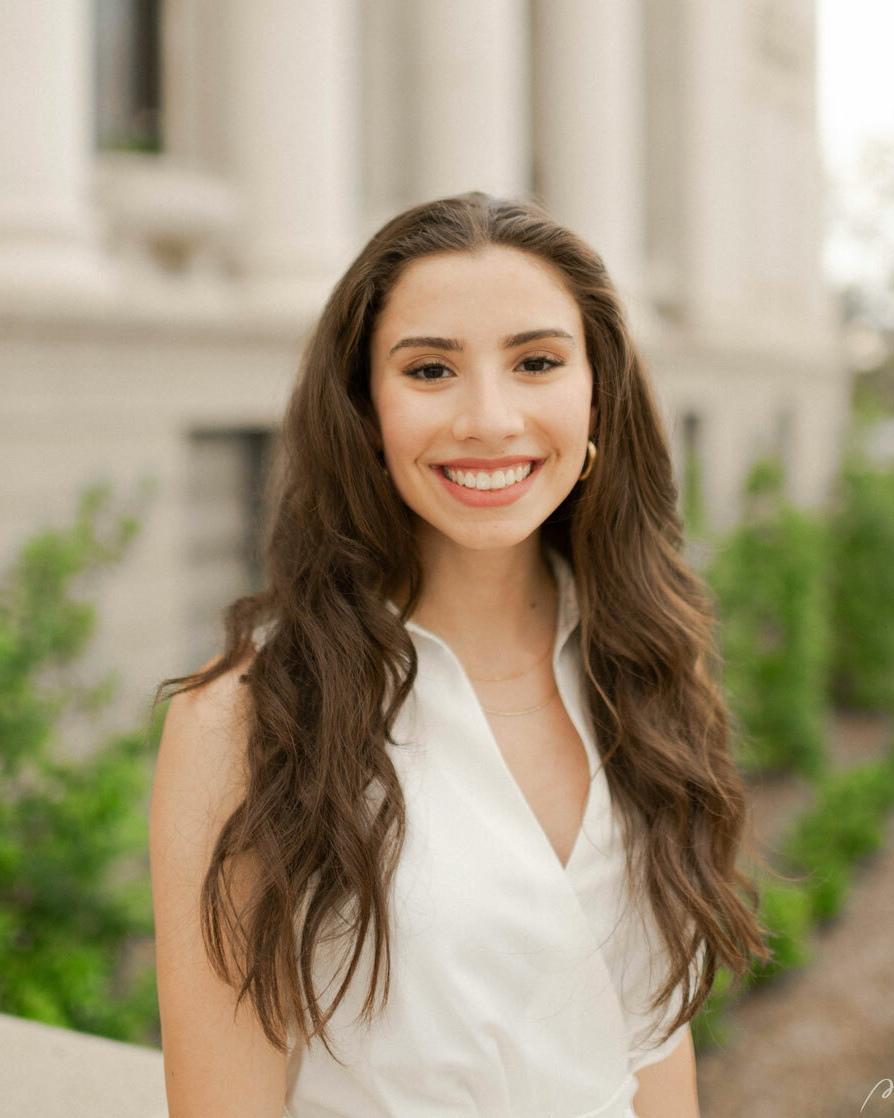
[480, 686, 559, 717]
[467, 603, 557, 715]
[466, 639, 553, 682]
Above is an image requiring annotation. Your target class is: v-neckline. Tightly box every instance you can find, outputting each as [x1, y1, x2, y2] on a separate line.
[453, 623, 596, 875]
[399, 547, 596, 876]
[473, 668, 595, 874]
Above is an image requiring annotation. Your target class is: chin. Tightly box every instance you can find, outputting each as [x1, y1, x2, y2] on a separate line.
[432, 520, 542, 552]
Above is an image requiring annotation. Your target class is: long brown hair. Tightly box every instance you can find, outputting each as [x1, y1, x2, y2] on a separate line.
[154, 191, 771, 1059]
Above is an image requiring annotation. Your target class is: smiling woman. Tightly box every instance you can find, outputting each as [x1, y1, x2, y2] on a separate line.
[369, 246, 594, 540]
[150, 192, 771, 1118]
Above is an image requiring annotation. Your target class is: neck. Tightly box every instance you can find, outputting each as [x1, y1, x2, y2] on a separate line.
[398, 525, 558, 669]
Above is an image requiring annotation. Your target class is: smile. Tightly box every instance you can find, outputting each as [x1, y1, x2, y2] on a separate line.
[431, 459, 544, 507]
[442, 462, 533, 490]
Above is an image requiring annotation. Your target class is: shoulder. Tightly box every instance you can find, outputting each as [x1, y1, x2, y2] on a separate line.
[149, 653, 291, 1114]
[165, 652, 256, 741]
[150, 652, 257, 856]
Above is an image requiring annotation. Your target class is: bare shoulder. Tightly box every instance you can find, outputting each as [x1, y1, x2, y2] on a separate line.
[149, 650, 261, 943]
[163, 651, 257, 754]
[150, 651, 290, 1117]
[152, 652, 257, 827]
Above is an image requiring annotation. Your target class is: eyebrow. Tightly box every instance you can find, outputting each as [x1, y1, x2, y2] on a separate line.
[387, 328, 576, 357]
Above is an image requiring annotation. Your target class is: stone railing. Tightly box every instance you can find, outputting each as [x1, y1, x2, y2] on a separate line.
[0, 1013, 167, 1118]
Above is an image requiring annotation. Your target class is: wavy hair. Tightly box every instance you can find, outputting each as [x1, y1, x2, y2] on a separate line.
[154, 191, 772, 1059]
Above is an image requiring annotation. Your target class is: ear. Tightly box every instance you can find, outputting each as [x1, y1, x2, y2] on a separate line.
[589, 404, 597, 439]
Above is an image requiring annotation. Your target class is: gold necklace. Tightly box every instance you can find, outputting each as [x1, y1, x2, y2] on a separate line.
[466, 640, 553, 682]
[480, 686, 559, 717]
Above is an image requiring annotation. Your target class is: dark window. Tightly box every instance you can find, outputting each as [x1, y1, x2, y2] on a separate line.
[186, 429, 275, 665]
[94, 0, 162, 152]
[775, 406, 794, 494]
[681, 411, 706, 535]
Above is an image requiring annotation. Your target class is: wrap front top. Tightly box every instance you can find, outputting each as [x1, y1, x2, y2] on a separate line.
[283, 548, 697, 1117]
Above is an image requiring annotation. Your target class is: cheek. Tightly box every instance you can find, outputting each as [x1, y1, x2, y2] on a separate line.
[544, 383, 592, 448]
[375, 384, 430, 466]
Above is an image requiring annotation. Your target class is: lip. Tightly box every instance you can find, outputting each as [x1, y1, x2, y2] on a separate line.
[431, 459, 544, 507]
[437, 455, 543, 469]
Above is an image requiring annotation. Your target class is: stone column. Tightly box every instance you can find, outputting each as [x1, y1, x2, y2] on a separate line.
[681, 0, 749, 334]
[225, 0, 361, 298]
[0, 0, 108, 299]
[360, 0, 416, 232]
[408, 0, 530, 203]
[532, 0, 645, 304]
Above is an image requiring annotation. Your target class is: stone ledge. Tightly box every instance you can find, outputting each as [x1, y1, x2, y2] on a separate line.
[0, 1013, 167, 1118]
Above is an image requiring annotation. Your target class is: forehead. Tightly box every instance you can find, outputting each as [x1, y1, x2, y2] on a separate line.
[371, 246, 583, 346]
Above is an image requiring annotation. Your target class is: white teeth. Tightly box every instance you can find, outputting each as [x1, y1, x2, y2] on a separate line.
[443, 462, 534, 490]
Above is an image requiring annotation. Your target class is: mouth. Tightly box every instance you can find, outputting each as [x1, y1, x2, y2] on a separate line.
[430, 458, 546, 506]
[439, 460, 538, 492]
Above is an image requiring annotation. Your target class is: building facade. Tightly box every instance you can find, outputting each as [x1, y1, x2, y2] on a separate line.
[0, 0, 847, 723]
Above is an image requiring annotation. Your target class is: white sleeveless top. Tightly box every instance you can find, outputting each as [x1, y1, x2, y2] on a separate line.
[280, 549, 698, 1117]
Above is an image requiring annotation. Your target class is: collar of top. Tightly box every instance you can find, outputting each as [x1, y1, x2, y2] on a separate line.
[387, 545, 581, 663]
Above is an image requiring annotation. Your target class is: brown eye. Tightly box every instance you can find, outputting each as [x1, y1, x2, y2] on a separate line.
[519, 355, 563, 374]
[403, 362, 453, 381]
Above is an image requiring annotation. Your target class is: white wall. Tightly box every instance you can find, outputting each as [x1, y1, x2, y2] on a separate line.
[0, 0, 847, 730]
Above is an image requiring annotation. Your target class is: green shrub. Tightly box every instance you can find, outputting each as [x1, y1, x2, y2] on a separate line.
[706, 458, 831, 778]
[781, 758, 894, 922]
[0, 484, 161, 1044]
[694, 748, 894, 1046]
[691, 967, 736, 1051]
[793, 854, 852, 924]
[746, 879, 814, 983]
[828, 452, 894, 711]
[692, 875, 814, 1053]
[689, 429, 894, 1043]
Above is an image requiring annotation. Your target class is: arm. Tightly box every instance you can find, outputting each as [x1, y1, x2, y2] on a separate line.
[631, 1024, 700, 1118]
[150, 657, 294, 1118]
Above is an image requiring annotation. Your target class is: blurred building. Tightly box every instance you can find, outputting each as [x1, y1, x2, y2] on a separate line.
[0, 0, 846, 720]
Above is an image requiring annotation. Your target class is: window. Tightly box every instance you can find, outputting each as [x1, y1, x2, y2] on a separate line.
[775, 405, 794, 495]
[681, 411, 706, 536]
[185, 429, 275, 666]
[94, 0, 162, 152]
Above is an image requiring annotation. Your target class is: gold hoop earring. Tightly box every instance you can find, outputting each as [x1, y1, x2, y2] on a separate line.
[578, 439, 597, 482]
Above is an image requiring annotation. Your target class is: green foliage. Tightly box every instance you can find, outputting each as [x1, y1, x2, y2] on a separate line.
[690, 966, 736, 1051]
[746, 879, 815, 985]
[705, 457, 831, 779]
[781, 756, 894, 922]
[690, 434, 894, 1049]
[0, 483, 161, 1044]
[827, 452, 894, 711]
[691, 871, 815, 1049]
[694, 745, 894, 1052]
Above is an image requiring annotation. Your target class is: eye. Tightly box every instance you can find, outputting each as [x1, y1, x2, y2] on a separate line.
[519, 354, 563, 375]
[402, 354, 565, 381]
[403, 361, 453, 381]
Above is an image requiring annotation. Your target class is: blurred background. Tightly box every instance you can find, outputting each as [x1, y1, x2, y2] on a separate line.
[0, 2, 892, 1116]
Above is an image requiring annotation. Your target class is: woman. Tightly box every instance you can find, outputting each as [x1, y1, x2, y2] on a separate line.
[150, 192, 770, 1117]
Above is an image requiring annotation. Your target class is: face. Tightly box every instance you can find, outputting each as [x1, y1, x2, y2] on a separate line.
[369, 246, 595, 554]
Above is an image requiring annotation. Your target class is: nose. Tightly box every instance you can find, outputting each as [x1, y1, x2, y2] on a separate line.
[450, 369, 525, 444]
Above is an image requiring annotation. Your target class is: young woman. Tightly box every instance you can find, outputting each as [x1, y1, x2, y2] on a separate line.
[150, 192, 770, 1118]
